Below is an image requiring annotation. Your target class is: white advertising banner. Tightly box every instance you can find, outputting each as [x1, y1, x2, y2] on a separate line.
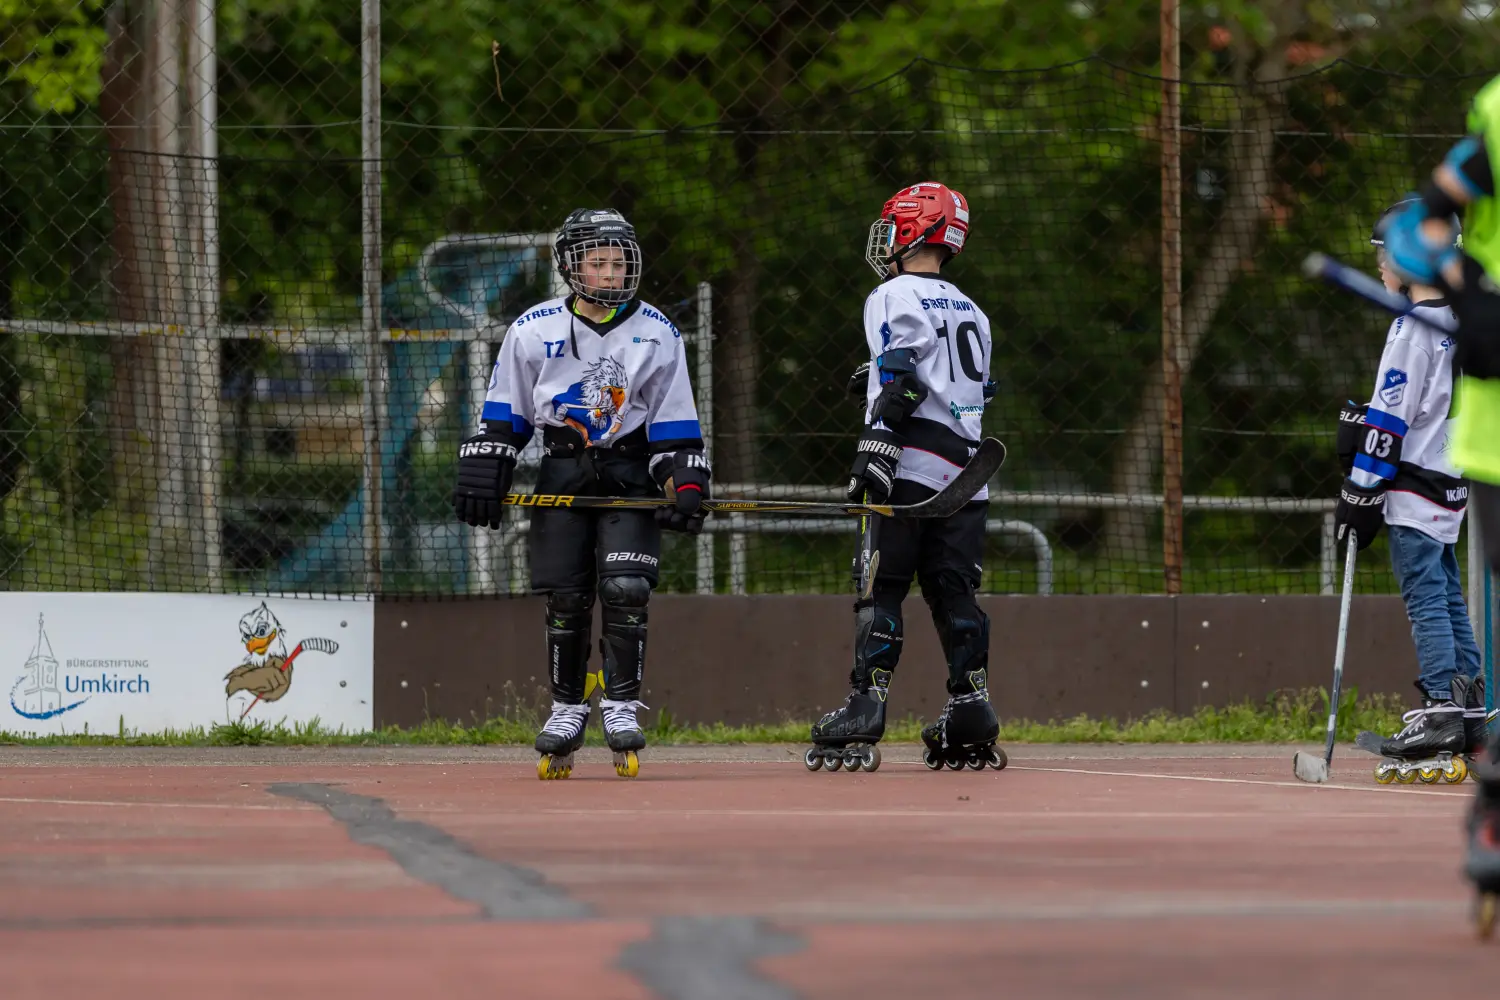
[0, 593, 374, 735]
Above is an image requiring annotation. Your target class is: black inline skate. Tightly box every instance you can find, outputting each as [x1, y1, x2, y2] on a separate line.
[601, 698, 646, 778]
[806, 667, 891, 773]
[535, 701, 590, 780]
[1464, 674, 1497, 772]
[921, 670, 1006, 772]
[1355, 678, 1468, 784]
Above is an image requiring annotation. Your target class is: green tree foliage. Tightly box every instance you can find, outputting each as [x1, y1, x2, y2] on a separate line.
[0, 0, 1497, 592]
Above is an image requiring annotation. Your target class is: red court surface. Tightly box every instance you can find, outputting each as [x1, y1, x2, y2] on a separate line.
[0, 744, 1493, 999]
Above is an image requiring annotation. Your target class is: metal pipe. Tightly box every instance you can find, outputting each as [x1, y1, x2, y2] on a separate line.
[187, 0, 222, 590]
[694, 281, 715, 594]
[498, 515, 1054, 596]
[360, 0, 383, 593]
[1160, 0, 1185, 595]
[713, 483, 1336, 514]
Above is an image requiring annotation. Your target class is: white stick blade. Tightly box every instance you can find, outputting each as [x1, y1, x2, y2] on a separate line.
[1292, 751, 1330, 784]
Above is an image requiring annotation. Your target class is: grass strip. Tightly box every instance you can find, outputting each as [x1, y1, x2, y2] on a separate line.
[0, 687, 1407, 747]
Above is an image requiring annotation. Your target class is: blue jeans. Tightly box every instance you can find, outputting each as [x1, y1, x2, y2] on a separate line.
[1388, 524, 1482, 700]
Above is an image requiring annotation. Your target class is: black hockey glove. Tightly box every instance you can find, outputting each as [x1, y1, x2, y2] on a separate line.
[452, 426, 517, 529]
[1334, 478, 1384, 551]
[868, 348, 928, 430]
[846, 428, 902, 504]
[1335, 401, 1368, 476]
[652, 450, 711, 535]
[1451, 255, 1500, 380]
[847, 361, 871, 407]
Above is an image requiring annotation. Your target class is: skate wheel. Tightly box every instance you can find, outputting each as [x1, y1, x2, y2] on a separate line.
[1418, 767, 1441, 784]
[804, 748, 824, 772]
[1374, 764, 1397, 785]
[1479, 893, 1498, 941]
[537, 755, 572, 780]
[1446, 757, 1470, 784]
[842, 749, 865, 772]
[826, 755, 843, 773]
[614, 750, 640, 779]
[966, 756, 985, 771]
[990, 747, 1008, 770]
[862, 746, 882, 773]
[922, 749, 942, 771]
[1396, 766, 1419, 784]
[945, 757, 964, 771]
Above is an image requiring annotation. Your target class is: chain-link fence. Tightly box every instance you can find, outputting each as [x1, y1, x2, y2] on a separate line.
[2, 1, 1498, 597]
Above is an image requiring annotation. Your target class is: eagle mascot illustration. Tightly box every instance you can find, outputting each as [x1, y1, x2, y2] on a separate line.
[224, 603, 338, 721]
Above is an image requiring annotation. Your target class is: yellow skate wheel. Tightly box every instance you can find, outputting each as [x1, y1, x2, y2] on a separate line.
[613, 750, 640, 778]
[1445, 757, 1469, 784]
[537, 755, 573, 780]
[1418, 767, 1441, 784]
[1374, 764, 1398, 785]
[1478, 894, 1498, 941]
[1397, 767, 1419, 784]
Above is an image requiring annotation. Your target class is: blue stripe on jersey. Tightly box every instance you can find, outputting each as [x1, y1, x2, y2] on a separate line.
[647, 419, 702, 442]
[1364, 408, 1409, 436]
[1354, 452, 1398, 481]
[481, 400, 534, 437]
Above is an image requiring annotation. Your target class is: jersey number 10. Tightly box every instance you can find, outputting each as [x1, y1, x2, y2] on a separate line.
[935, 321, 984, 383]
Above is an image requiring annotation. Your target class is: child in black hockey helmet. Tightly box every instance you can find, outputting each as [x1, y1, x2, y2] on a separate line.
[805, 182, 1005, 773]
[1339, 201, 1484, 784]
[452, 209, 710, 780]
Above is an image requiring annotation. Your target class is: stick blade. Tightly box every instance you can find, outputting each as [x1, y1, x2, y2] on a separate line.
[1292, 751, 1330, 784]
[901, 437, 1007, 518]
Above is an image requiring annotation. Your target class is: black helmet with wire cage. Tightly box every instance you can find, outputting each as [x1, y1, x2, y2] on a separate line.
[554, 208, 642, 307]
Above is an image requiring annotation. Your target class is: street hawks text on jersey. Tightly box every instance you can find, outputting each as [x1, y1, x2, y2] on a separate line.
[482, 297, 701, 455]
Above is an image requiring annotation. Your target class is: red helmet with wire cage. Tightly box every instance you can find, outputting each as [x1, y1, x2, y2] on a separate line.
[865, 182, 970, 278]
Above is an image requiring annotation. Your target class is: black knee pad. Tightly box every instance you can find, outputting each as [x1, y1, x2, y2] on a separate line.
[548, 589, 595, 619]
[544, 589, 594, 703]
[599, 575, 651, 701]
[599, 574, 652, 610]
[922, 573, 990, 693]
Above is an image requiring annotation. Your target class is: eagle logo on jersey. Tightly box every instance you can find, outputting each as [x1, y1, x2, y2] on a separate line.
[552, 357, 629, 442]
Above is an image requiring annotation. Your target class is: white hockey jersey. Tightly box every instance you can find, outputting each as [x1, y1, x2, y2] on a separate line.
[481, 297, 703, 452]
[862, 273, 993, 499]
[1350, 299, 1468, 544]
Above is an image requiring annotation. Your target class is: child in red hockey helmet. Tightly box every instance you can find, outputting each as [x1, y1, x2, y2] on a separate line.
[805, 182, 1005, 773]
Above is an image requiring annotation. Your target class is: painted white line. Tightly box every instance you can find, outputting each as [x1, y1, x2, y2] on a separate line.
[432, 808, 1435, 821]
[767, 896, 1462, 922]
[1006, 764, 1473, 798]
[0, 795, 316, 811]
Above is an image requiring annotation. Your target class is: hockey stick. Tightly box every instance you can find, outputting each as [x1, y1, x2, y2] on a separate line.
[503, 436, 1006, 520]
[856, 493, 880, 601]
[1294, 530, 1358, 783]
[1302, 253, 1459, 333]
[236, 637, 341, 721]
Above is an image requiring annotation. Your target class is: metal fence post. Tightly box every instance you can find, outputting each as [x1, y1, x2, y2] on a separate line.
[360, 0, 384, 594]
[1160, 0, 1185, 596]
[694, 281, 715, 594]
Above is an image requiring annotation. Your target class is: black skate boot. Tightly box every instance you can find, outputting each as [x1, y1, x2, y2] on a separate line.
[921, 670, 1006, 772]
[1463, 674, 1496, 767]
[600, 699, 647, 778]
[1465, 728, 1500, 938]
[1354, 679, 1468, 784]
[535, 702, 590, 780]
[806, 667, 891, 773]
